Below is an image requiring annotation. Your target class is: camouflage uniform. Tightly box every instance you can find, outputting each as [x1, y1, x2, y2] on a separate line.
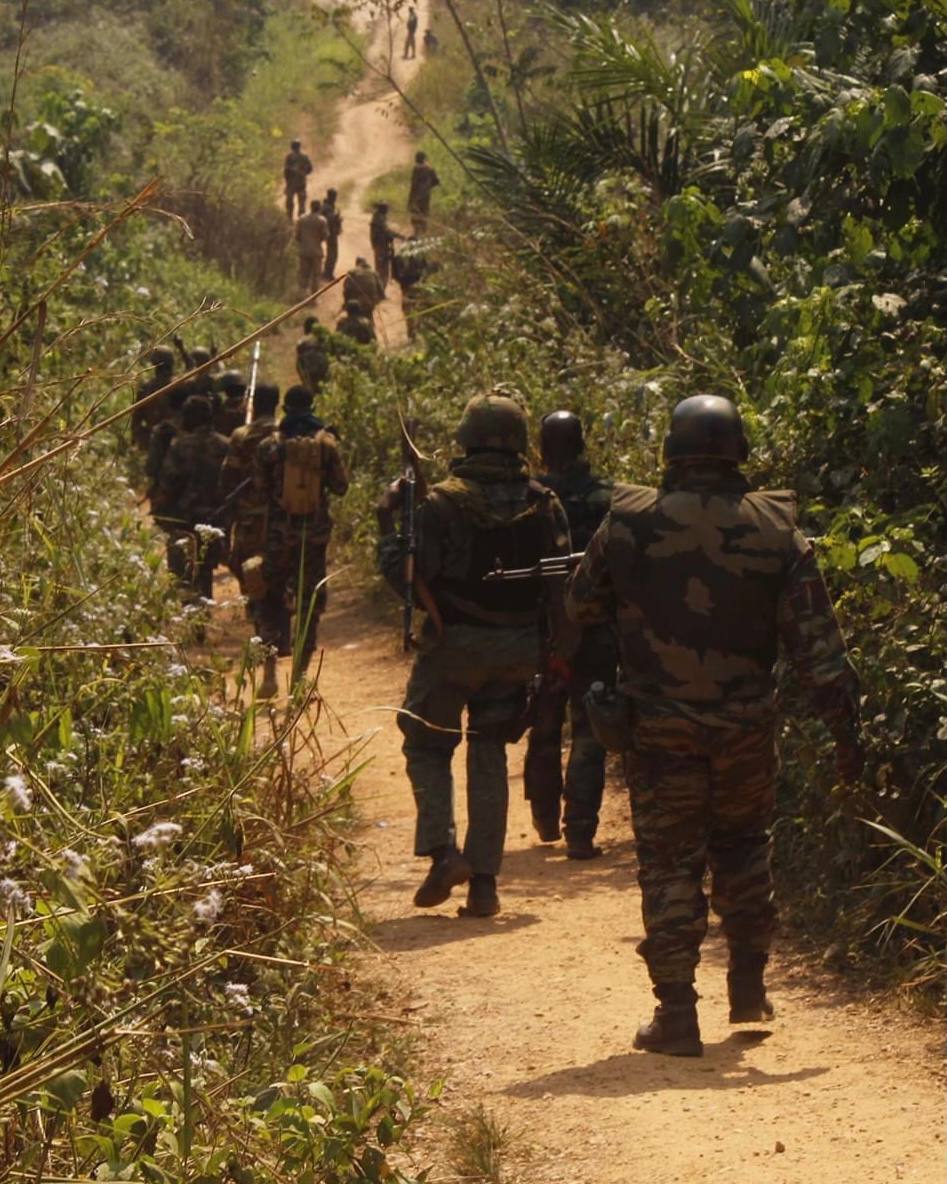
[379, 452, 570, 877]
[132, 374, 170, 451]
[323, 198, 343, 280]
[407, 159, 439, 235]
[155, 423, 230, 600]
[283, 147, 312, 220]
[296, 330, 331, 392]
[219, 414, 276, 586]
[566, 463, 860, 985]
[343, 262, 385, 318]
[335, 309, 376, 346]
[525, 459, 615, 845]
[295, 209, 329, 292]
[254, 420, 348, 665]
[214, 397, 246, 438]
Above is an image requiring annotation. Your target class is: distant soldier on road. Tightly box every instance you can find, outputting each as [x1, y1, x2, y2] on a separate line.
[322, 187, 343, 280]
[154, 395, 230, 602]
[376, 393, 571, 918]
[254, 385, 349, 697]
[566, 395, 863, 1058]
[369, 202, 402, 289]
[283, 139, 313, 221]
[295, 199, 329, 294]
[525, 411, 615, 858]
[213, 370, 248, 437]
[407, 151, 440, 235]
[343, 256, 385, 319]
[219, 382, 279, 612]
[296, 317, 331, 392]
[132, 345, 175, 451]
[335, 299, 376, 346]
[404, 5, 419, 59]
[392, 236, 438, 338]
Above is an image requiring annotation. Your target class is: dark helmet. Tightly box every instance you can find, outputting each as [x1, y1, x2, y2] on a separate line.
[252, 383, 279, 416]
[663, 395, 749, 465]
[456, 391, 528, 455]
[309, 199, 322, 212]
[540, 410, 585, 471]
[217, 369, 246, 397]
[325, 187, 337, 200]
[189, 346, 213, 368]
[149, 345, 175, 369]
[375, 202, 389, 214]
[290, 139, 301, 150]
[415, 151, 427, 164]
[167, 384, 190, 411]
[303, 316, 318, 334]
[181, 394, 213, 430]
[343, 299, 363, 316]
[283, 384, 313, 412]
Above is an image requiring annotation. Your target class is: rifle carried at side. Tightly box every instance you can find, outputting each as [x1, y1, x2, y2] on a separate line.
[245, 340, 262, 426]
[399, 416, 443, 651]
[483, 553, 585, 582]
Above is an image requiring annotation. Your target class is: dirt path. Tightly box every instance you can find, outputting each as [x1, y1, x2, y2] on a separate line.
[305, 592, 945, 1184]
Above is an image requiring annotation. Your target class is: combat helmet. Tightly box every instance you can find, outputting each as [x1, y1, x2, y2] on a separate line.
[540, 410, 585, 470]
[217, 369, 246, 397]
[663, 395, 748, 465]
[189, 346, 214, 369]
[149, 345, 175, 369]
[456, 390, 528, 455]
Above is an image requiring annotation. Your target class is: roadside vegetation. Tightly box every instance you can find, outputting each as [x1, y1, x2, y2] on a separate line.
[320, 0, 946, 997]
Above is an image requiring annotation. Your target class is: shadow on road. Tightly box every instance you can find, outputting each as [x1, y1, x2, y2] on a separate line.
[372, 910, 541, 952]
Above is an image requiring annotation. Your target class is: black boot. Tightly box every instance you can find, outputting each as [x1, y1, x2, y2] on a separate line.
[728, 951, 774, 1023]
[530, 809, 560, 843]
[459, 874, 501, 918]
[565, 834, 603, 860]
[633, 983, 703, 1057]
[413, 847, 472, 908]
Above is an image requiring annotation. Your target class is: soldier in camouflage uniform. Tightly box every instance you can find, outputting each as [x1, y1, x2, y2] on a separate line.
[145, 384, 190, 506]
[525, 411, 615, 858]
[132, 345, 175, 451]
[377, 394, 571, 917]
[295, 317, 331, 392]
[566, 395, 863, 1057]
[213, 370, 248, 437]
[219, 382, 279, 603]
[335, 300, 376, 346]
[154, 395, 230, 601]
[342, 257, 385, 319]
[254, 385, 349, 697]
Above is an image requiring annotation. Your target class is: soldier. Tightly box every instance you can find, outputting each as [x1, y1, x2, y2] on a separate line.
[154, 395, 230, 602]
[335, 299, 376, 346]
[219, 382, 279, 611]
[322, 187, 343, 280]
[423, 28, 439, 55]
[525, 411, 615, 858]
[376, 393, 571, 918]
[180, 344, 218, 403]
[283, 139, 313, 221]
[343, 257, 385, 319]
[295, 200, 329, 294]
[296, 317, 331, 392]
[254, 385, 349, 697]
[132, 345, 175, 451]
[404, 5, 419, 59]
[407, 151, 440, 236]
[392, 237, 438, 338]
[214, 370, 247, 437]
[145, 384, 190, 505]
[369, 203, 402, 290]
[566, 395, 863, 1057]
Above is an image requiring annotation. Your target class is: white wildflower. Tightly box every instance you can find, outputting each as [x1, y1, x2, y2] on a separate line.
[4, 774, 32, 812]
[194, 524, 225, 543]
[224, 982, 253, 1015]
[193, 888, 223, 924]
[181, 756, 205, 772]
[167, 663, 188, 678]
[0, 878, 32, 913]
[131, 821, 183, 850]
[135, 286, 151, 298]
[1, 840, 17, 862]
[0, 645, 22, 664]
[61, 848, 88, 880]
[170, 715, 189, 727]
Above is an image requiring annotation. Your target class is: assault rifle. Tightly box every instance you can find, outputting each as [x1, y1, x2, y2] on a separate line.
[483, 553, 585, 582]
[245, 340, 262, 426]
[398, 415, 442, 650]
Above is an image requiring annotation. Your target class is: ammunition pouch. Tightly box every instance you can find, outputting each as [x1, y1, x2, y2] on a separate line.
[583, 682, 635, 753]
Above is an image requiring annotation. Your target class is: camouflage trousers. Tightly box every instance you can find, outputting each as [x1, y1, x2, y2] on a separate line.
[624, 714, 778, 985]
[523, 626, 615, 843]
[298, 252, 325, 294]
[257, 520, 328, 666]
[398, 622, 540, 876]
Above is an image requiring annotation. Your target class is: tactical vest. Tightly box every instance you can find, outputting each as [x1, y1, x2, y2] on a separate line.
[278, 433, 327, 517]
[431, 481, 554, 628]
[608, 482, 800, 709]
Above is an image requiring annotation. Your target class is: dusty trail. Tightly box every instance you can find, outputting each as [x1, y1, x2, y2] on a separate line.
[307, 594, 944, 1184]
[245, 11, 946, 1181]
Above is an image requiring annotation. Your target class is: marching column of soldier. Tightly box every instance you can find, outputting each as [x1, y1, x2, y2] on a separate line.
[130, 132, 864, 1061]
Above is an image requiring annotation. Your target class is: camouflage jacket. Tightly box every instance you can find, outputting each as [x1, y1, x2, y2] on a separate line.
[155, 425, 230, 529]
[343, 266, 384, 312]
[566, 464, 860, 732]
[378, 451, 571, 629]
[219, 415, 276, 519]
[335, 314, 375, 345]
[254, 420, 349, 545]
[145, 415, 181, 497]
[214, 397, 246, 438]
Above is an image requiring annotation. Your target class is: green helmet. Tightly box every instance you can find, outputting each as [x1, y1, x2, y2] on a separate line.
[663, 395, 749, 465]
[149, 345, 174, 369]
[456, 391, 528, 455]
[189, 346, 213, 368]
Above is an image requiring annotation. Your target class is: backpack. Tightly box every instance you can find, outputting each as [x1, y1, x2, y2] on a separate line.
[279, 434, 326, 516]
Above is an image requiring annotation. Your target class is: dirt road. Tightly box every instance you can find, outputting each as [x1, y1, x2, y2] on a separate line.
[308, 593, 944, 1184]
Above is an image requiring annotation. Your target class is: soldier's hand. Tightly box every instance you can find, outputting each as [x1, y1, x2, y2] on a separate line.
[834, 737, 866, 784]
[377, 478, 406, 515]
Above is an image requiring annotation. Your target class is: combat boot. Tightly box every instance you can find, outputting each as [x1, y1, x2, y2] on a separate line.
[633, 983, 703, 1057]
[727, 951, 774, 1023]
[565, 835, 602, 860]
[459, 874, 501, 918]
[531, 809, 560, 843]
[258, 656, 278, 701]
[413, 846, 472, 908]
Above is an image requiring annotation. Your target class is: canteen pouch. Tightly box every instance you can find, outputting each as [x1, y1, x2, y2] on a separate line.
[584, 681, 635, 753]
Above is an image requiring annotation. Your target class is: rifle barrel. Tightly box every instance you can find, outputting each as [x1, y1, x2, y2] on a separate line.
[483, 553, 585, 582]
